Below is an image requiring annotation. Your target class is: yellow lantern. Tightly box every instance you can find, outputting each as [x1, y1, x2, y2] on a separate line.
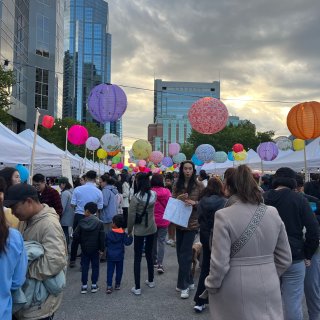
[97, 148, 108, 159]
[132, 139, 152, 160]
[234, 150, 247, 161]
[293, 139, 305, 151]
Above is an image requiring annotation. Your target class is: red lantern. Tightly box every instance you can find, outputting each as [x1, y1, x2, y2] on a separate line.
[139, 166, 145, 172]
[42, 115, 54, 129]
[233, 143, 244, 153]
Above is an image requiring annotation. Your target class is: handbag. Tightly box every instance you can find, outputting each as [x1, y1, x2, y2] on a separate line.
[135, 192, 151, 226]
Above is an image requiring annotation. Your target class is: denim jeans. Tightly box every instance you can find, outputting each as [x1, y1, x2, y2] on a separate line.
[70, 214, 85, 262]
[176, 229, 197, 290]
[81, 252, 100, 285]
[107, 260, 124, 287]
[152, 227, 168, 265]
[305, 249, 320, 320]
[134, 233, 155, 289]
[281, 261, 306, 320]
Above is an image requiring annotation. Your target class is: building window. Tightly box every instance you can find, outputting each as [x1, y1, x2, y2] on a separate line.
[35, 68, 49, 110]
[36, 14, 50, 57]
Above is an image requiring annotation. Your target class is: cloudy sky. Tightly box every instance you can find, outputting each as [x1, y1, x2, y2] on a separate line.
[108, 0, 320, 151]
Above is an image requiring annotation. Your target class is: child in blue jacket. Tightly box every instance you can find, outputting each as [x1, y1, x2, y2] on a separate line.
[105, 214, 133, 293]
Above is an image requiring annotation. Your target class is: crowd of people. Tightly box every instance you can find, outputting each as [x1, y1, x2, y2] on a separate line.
[0, 163, 319, 320]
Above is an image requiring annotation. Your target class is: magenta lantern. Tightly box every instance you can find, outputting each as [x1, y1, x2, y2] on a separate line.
[257, 142, 279, 161]
[232, 143, 244, 153]
[67, 125, 89, 146]
[116, 162, 124, 170]
[88, 83, 127, 124]
[150, 151, 164, 164]
[168, 143, 180, 156]
[42, 115, 54, 129]
[188, 97, 229, 134]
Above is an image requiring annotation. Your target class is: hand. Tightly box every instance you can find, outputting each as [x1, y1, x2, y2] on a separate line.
[177, 193, 188, 201]
[305, 259, 311, 267]
[99, 251, 104, 257]
[185, 199, 196, 206]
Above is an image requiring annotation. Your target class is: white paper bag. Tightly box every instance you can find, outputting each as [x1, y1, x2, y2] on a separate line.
[163, 198, 193, 228]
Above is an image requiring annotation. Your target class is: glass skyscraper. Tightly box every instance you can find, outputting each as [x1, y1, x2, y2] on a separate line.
[63, 0, 120, 138]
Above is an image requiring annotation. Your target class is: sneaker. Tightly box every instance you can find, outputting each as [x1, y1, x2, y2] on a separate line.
[170, 241, 176, 247]
[189, 283, 195, 290]
[153, 262, 158, 268]
[91, 284, 99, 293]
[81, 285, 87, 294]
[115, 284, 121, 290]
[131, 287, 141, 295]
[180, 288, 189, 299]
[69, 261, 75, 268]
[145, 280, 155, 288]
[194, 305, 206, 313]
[106, 286, 113, 294]
[166, 239, 174, 245]
[157, 265, 164, 274]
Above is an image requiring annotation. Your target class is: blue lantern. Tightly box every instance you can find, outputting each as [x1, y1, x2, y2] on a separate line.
[227, 151, 234, 161]
[191, 154, 204, 166]
[195, 144, 215, 162]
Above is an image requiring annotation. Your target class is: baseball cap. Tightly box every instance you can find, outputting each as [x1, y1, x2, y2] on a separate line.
[3, 183, 39, 207]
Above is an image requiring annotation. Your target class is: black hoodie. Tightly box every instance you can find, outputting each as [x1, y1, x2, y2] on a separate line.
[198, 195, 227, 248]
[263, 188, 319, 260]
[73, 215, 105, 255]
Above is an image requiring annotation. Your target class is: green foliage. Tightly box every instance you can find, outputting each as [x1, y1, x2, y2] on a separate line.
[39, 117, 104, 158]
[0, 65, 15, 124]
[186, 120, 275, 154]
[181, 143, 194, 160]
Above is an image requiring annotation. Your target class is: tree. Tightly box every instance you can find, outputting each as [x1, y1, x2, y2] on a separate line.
[185, 120, 275, 155]
[39, 117, 105, 158]
[0, 65, 15, 124]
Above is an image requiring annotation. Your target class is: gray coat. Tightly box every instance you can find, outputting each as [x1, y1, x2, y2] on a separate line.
[60, 189, 74, 227]
[204, 197, 292, 320]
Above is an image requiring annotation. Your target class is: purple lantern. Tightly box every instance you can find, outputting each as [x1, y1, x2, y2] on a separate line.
[257, 142, 279, 161]
[168, 143, 180, 156]
[88, 83, 127, 124]
[162, 156, 173, 167]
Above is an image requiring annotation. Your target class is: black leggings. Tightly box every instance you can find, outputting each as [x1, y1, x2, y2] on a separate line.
[134, 233, 155, 289]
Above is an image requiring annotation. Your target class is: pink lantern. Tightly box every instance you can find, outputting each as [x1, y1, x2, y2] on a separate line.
[107, 160, 112, 166]
[168, 143, 180, 156]
[150, 151, 164, 164]
[42, 115, 54, 129]
[152, 168, 161, 174]
[233, 143, 244, 153]
[116, 162, 124, 169]
[138, 160, 146, 167]
[188, 97, 229, 134]
[257, 142, 279, 161]
[133, 167, 139, 172]
[67, 125, 89, 146]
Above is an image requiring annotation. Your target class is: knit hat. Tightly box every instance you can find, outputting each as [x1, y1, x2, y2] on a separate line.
[272, 167, 297, 189]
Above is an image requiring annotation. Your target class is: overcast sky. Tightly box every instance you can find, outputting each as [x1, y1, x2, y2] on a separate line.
[108, 0, 320, 151]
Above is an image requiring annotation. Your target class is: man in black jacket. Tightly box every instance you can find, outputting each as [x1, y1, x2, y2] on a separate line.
[72, 202, 105, 294]
[263, 167, 319, 320]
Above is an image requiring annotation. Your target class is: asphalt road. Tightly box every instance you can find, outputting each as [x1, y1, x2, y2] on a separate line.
[56, 241, 309, 320]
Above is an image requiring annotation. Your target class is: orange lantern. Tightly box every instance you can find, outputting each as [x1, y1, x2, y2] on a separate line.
[42, 115, 54, 129]
[108, 150, 120, 157]
[287, 101, 320, 139]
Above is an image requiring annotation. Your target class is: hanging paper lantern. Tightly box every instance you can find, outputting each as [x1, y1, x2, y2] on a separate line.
[172, 153, 186, 164]
[191, 154, 204, 166]
[274, 136, 293, 151]
[227, 151, 234, 161]
[15, 164, 29, 183]
[97, 148, 108, 159]
[88, 83, 127, 124]
[232, 143, 244, 153]
[116, 163, 124, 170]
[234, 150, 247, 161]
[132, 139, 152, 160]
[112, 154, 121, 164]
[100, 133, 121, 152]
[152, 167, 161, 174]
[108, 150, 120, 157]
[213, 151, 228, 163]
[68, 125, 89, 146]
[188, 97, 229, 134]
[168, 143, 180, 156]
[42, 115, 54, 129]
[195, 144, 216, 162]
[138, 160, 146, 167]
[162, 156, 173, 167]
[86, 137, 100, 151]
[293, 139, 305, 151]
[287, 101, 320, 140]
[150, 151, 164, 164]
[257, 142, 279, 161]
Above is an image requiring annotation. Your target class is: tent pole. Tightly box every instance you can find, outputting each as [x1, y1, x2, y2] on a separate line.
[261, 159, 264, 175]
[29, 109, 40, 183]
[65, 127, 68, 155]
[304, 143, 308, 182]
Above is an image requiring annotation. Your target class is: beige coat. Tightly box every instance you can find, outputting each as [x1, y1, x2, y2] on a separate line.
[16, 205, 67, 320]
[205, 197, 292, 320]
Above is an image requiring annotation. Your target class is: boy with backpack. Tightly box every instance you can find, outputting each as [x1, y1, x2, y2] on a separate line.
[72, 202, 105, 294]
[105, 214, 133, 294]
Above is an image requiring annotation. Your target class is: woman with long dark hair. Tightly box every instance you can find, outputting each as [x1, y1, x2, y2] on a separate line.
[193, 177, 226, 312]
[0, 177, 28, 320]
[127, 173, 157, 295]
[204, 165, 292, 320]
[173, 160, 204, 299]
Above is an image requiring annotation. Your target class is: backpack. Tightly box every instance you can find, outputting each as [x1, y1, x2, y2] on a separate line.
[135, 193, 151, 226]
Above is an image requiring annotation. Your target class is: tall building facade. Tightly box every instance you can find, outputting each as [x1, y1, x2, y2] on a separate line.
[0, 0, 64, 131]
[63, 0, 120, 138]
[148, 79, 220, 155]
